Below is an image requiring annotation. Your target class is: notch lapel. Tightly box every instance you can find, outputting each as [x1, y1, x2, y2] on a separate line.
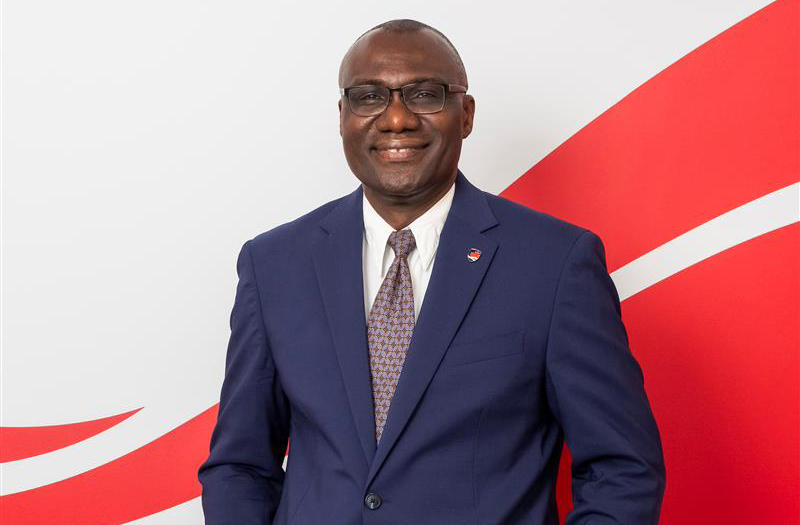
[364, 170, 499, 488]
[312, 184, 377, 467]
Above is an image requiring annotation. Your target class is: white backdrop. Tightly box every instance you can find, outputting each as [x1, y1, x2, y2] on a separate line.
[1, 1, 775, 522]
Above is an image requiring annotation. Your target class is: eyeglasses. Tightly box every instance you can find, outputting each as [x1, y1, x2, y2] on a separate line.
[340, 81, 467, 117]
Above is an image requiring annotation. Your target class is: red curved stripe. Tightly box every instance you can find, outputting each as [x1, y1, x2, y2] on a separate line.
[1, 407, 216, 523]
[630, 223, 798, 523]
[502, 0, 798, 272]
[556, 223, 799, 523]
[0, 408, 143, 463]
[0, 405, 290, 524]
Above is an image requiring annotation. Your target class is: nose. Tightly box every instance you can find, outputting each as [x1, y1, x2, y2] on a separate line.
[374, 90, 420, 133]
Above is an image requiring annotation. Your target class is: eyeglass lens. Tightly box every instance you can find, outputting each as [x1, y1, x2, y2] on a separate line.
[347, 82, 446, 116]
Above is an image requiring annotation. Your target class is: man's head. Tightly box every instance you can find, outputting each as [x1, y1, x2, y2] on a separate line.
[338, 20, 475, 204]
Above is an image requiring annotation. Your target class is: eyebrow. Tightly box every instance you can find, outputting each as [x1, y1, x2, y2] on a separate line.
[346, 76, 447, 87]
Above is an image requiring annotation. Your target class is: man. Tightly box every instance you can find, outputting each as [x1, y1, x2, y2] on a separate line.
[198, 19, 666, 524]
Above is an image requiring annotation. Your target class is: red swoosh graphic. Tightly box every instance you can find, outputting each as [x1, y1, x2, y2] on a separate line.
[1, 406, 218, 523]
[555, 223, 799, 524]
[0, 408, 142, 463]
[626, 223, 798, 523]
[0, 407, 290, 524]
[502, 0, 798, 273]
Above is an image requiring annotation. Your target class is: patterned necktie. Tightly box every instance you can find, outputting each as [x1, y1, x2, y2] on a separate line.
[368, 228, 417, 444]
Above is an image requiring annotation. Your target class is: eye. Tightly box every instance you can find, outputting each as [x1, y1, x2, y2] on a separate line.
[350, 88, 387, 105]
[412, 90, 436, 99]
[405, 84, 444, 103]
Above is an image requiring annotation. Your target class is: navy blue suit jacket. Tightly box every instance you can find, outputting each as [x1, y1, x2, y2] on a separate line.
[198, 170, 666, 524]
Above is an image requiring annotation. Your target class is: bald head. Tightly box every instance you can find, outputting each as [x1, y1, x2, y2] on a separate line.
[338, 19, 468, 88]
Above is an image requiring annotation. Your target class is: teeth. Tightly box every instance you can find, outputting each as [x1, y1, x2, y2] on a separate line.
[374, 145, 424, 159]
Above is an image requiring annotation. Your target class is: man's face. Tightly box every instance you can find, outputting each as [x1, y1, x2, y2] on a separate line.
[338, 29, 475, 201]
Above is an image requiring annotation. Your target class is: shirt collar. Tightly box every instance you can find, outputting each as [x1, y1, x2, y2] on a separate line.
[363, 180, 456, 273]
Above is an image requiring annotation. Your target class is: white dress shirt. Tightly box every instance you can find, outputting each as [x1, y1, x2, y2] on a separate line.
[362, 181, 456, 321]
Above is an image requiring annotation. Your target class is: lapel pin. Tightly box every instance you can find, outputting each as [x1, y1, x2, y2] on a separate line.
[466, 248, 482, 262]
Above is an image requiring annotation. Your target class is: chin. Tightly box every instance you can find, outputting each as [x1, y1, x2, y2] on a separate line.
[372, 168, 424, 196]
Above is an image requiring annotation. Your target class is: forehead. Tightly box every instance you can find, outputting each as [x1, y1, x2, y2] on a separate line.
[341, 29, 460, 86]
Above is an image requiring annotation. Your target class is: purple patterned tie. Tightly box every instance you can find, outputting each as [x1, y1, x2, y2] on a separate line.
[368, 228, 417, 444]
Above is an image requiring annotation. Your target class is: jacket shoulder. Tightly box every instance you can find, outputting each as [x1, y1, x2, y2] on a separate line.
[483, 191, 589, 243]
[244, 192, 348, 259]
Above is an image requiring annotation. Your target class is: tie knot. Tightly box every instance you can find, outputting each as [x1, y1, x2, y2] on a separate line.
[388, 229, 416, 259]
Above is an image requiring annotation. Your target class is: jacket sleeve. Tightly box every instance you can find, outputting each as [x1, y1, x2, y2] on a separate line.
[198, 239, 291, 524]
[545, 229, 666, 524]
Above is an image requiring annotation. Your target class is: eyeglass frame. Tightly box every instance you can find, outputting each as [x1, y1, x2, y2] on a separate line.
[339, 81, 468, 116]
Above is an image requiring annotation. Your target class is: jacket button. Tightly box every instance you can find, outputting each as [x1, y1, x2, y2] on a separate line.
[364, 492, 382, 509]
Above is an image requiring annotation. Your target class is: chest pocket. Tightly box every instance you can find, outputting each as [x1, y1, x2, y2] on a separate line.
[439, 330, 525, 368]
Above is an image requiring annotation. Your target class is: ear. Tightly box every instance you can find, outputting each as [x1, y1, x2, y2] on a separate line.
[338, 98, 343, 137]
[461, 94, 475, 139]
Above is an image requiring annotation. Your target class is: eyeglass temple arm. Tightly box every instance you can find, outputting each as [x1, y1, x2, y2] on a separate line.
[446, 84, 467, 93]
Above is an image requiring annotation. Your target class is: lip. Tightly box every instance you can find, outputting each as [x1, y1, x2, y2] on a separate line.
[371, 142, 429, 162]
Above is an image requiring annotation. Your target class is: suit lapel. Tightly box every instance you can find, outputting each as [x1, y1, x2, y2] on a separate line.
[364, 170, 499, 487]
[312, 184, 377, 467]
[312, 170, 500, 485]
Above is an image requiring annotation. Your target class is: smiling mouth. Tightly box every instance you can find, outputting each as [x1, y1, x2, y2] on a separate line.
[372, 144, 428, 162]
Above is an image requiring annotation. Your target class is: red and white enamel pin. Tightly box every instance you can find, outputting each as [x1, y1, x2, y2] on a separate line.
[466, 247, 482, 262]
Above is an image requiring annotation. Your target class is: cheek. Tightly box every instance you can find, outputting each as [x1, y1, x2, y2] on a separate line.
[341, 123, 370, 153]
[341, 112, 369, 134]
[427, 123, 462, 158]
[340, 124, 374, 176]
[426, 114, 462, 142]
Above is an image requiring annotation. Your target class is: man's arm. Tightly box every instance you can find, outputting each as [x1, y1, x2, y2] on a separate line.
[545, 230, 666, 524]
[198, 239, 291, 525]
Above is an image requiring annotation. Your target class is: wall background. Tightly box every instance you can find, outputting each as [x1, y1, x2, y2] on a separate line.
[1, 0, 797, 523]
